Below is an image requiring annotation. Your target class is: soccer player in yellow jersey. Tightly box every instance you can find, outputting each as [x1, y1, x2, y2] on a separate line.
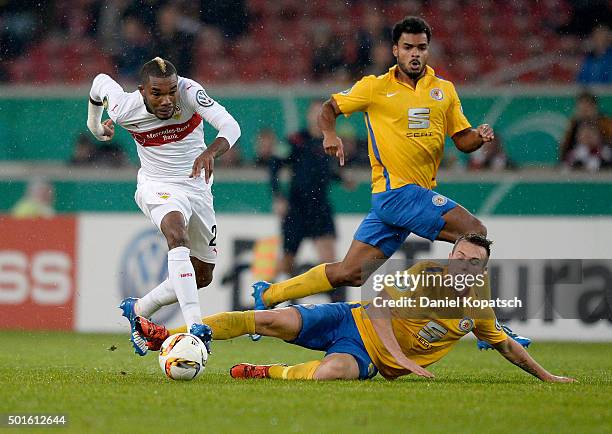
[250, 16, 497, 326]
[136, 234, 574, 382]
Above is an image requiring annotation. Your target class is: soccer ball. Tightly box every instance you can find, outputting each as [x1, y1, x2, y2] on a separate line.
[158, 333, 208, 381]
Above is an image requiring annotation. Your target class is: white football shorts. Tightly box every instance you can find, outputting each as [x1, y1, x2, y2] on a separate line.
[135, 171, 218, 263]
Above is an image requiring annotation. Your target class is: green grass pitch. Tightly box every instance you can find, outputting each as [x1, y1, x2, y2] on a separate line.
[1, 331, 611, 434]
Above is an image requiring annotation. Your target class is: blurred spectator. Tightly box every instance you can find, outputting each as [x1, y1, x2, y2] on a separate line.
[11, 178, 55, 218]
[268, 100, 349, 301]
[116, 15, 152, 81]
[94, 143, 130, 167]
[97, 0, 133, 54]
[577, 25, 611, 84]
[363, 42, 395, 76]
[336, 123, 369, 168]
[68, 132, 130, 167]
[354, 11, 391, 76]
[217, 144, 243, 168]
[0, 1, 42, 80]
[469, 136, 515, 170]
[560, 91, 612, 162]
[152, 4, 196, 76]
[69, 133, 97, 166]
[565, 123, 612, 171]
[254, 128, 282, 168]
[197, 0, 247, 39]
[311, 24, 346, 81]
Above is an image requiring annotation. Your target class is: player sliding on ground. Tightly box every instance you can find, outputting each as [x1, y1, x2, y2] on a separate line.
[249, 16, 508, 349]
[87, 57, 241, 355]
[137, 234, 574, 383]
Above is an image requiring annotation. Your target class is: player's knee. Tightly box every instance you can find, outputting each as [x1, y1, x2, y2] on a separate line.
[313, 359, 353, 380]
[165, 229, 190, 250]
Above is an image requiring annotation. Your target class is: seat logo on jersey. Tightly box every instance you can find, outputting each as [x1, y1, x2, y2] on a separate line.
[430, 88, 444, 101]
[432, 194, 448, 206]
[408, 108, 430, 129]
[458, 317, 474, 333]
[417, 321, 448, 348]
[196, 89, 214, 107]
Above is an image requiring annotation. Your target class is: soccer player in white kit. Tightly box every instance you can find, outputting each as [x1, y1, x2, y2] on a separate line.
[86, 57, 240, 356]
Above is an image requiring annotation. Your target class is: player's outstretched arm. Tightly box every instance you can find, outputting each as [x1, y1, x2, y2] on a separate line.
[451, 124, 494, 153]
[318, 98, 345, 166]
[367, 304, 434, 379]
[493, 338, 576, 383]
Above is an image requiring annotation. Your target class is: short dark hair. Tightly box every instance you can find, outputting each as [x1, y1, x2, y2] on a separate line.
[392, 16, 432, 44]
[454, 233, 493, 258]
[139, 57, 177, 84]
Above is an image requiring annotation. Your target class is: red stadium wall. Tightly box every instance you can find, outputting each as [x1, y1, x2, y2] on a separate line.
[0, 216, 77, 330]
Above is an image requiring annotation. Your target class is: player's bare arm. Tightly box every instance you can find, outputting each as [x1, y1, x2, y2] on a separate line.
[318, 97, 345, 166]
[190, 137, 230, 182]
[493, 338, 576, 383]
[367, 303, 434, 379]
[452, 124, 495, 153]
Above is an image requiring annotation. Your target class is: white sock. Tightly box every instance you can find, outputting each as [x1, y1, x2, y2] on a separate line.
[167, 246, 202, 329]
[136, 279, 176, 318]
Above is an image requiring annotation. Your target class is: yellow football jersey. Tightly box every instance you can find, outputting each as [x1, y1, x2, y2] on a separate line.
[351, 261, 507, 379]
[332, 65, 471, 193]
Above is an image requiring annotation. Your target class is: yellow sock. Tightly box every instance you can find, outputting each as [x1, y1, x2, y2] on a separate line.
[263, 264, 333, 307]
[268, 360, 321, 380]
[167, 311, 255, 339]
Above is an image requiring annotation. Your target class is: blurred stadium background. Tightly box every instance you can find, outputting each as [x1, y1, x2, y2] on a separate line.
[1, 0, 611, 340]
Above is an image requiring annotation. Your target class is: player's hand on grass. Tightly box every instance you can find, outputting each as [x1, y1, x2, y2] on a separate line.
[395, 355, 434, 379]
[543, 374, 576, 383]
[476, 123, 494, 143]
[323, 134, 345, 166]
[100, 119, 115, 141]
[191, 149, 215, 182]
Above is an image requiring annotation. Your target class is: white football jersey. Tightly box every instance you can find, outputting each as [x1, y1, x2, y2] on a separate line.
[89, 74, 240, 180]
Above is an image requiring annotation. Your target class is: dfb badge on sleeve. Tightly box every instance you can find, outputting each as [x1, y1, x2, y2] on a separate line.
[196, 89, 214, 107]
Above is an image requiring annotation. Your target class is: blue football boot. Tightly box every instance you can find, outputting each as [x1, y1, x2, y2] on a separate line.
[119, 297, 148, 356]
[190, 323, 213, 355]
[250, 281, 272, 341]
[477, 324, 532, 350]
